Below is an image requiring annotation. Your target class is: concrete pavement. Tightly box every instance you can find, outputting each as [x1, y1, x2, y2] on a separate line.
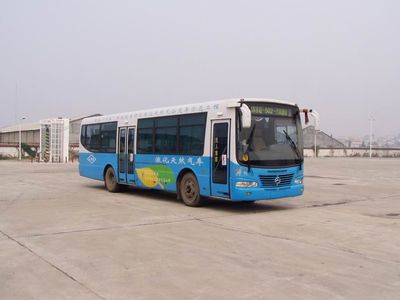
[0, 158, 399, 299]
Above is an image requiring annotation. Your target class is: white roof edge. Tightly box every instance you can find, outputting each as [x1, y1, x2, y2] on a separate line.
[69, 114, 102, 122]
[238, 98, 297, 106]
[0, 114, 103, 133]
[82, 97, 298, 123]
[0, 122, 41, 133]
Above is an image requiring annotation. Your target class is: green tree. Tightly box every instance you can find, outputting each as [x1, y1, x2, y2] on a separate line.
[21, 143, 38, 162]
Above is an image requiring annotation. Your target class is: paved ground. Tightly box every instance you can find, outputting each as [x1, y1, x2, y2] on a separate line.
[0, 158, 399, 300]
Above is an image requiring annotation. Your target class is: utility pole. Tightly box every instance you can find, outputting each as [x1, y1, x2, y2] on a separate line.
[369, 116, 375, 158]
[310, 110, 320, 158]
[314, 128, 317, 158]
[19, 116, 26, 160]
[15, 82, 18, 123]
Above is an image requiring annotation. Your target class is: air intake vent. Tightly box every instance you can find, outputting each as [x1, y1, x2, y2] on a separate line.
[259, 174, 294, 188]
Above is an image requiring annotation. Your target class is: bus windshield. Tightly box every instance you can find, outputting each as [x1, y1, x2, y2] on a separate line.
[237, 103, 303, 167]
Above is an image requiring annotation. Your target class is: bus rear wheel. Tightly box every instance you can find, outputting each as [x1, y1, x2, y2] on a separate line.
[104, 167, 121, 193]
[180, 173, 203, 207]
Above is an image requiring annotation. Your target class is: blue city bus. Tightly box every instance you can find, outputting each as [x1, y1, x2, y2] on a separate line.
[79, 98, 309, 206]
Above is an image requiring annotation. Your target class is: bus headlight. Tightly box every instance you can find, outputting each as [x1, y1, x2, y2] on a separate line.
[236, 181, 258, 188]
[294, 177, 303, 184]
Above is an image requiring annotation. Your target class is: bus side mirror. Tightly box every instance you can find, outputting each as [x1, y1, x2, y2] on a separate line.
[310, 110, 320, 131]
[301, 108, 320, 130]
[302, 109, 309, 124]
[240, 104, 251, 129]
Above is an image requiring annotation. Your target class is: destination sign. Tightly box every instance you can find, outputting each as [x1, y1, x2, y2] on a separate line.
[250, 106, 292, 117]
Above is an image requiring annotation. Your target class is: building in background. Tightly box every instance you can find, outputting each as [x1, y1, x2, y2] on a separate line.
[40, 118, 70, 163]
[0, 114, 101, 160]
[0, 122, 41, 148]
[303, 125, 345, 149]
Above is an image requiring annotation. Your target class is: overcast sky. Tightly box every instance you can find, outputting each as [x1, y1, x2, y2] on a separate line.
[1, 0, 399, 137]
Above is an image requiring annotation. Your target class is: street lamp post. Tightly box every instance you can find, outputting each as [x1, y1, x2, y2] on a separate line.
[19, 116, 26, 160]
[314, 129, 318, 158]
[369, 116, 375, 158]
[310, 110, 320, 158]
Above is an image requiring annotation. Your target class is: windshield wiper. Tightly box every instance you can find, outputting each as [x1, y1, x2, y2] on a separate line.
[283, 130, 303, 165]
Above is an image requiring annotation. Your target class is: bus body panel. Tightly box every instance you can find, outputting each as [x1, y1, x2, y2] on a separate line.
[79, 151, 304, 201]
[79, 152, 118, 181]
[133, 154, 212, 196]
[79, 98, 305, 203]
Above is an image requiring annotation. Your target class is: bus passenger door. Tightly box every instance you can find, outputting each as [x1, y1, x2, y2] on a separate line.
[118, 127, 128, 183]
[127, 127, 136, 184]
[210, 120, 230, 198]
[118, 127, 136, 184]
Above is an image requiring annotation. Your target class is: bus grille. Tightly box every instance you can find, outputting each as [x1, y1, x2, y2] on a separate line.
[259, 174, 294, 188]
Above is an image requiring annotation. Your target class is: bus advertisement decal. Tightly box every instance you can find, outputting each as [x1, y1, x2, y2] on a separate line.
[136, 165, 176, 189]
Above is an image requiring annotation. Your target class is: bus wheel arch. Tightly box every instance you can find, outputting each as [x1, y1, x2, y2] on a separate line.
[103, 164, 113, 180]
[176, 168, 192, 200]
[104, 165, 121, 193]
[177, 169, 203, 207]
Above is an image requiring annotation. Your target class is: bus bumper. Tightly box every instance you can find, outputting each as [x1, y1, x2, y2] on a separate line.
[230, 184, 304, 202]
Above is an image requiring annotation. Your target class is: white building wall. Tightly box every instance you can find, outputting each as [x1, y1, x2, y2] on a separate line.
[304, 148, 400, 158]
[0, 147, 19, 157]
[40, 118, 70, 163]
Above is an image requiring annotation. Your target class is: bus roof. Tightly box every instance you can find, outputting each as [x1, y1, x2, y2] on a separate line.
[82, 98, 298, 125]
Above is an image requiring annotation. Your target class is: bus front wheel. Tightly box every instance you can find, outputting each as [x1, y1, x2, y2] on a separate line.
[180, 173, 203, 207]
[104, 167, 121, 193]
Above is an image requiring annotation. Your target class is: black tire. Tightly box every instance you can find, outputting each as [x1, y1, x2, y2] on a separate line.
[180, 173, 203, 207]
[104, 167, 121, 193]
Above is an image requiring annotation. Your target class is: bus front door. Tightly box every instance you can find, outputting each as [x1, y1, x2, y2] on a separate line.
[210, 120, 230, 198]
[118, 127, 136, 184]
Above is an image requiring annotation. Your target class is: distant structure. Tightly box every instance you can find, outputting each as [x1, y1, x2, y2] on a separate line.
[0, 114, 101, 159]
[303, 125, 345, 149]
[0, 122, 41, 148]
[40, 118, 70, 163]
